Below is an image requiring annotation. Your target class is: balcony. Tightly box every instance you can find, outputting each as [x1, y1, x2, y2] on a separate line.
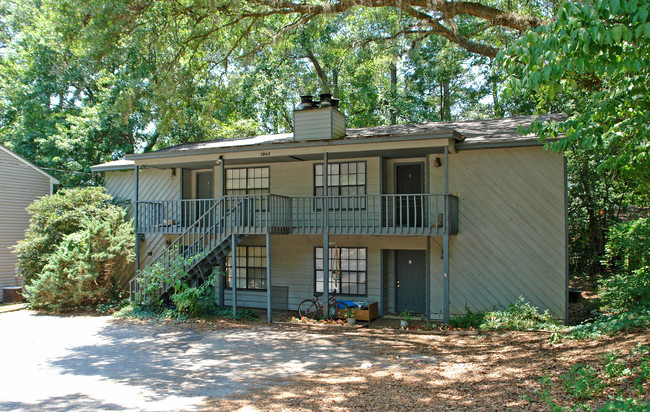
[136, 194, 458, 236]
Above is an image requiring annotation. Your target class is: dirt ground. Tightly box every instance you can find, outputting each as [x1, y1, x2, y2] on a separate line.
[204, 328, 649, 411]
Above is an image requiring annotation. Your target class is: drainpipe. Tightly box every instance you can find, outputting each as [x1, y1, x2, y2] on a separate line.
[443, 146, 450, 324]
[134, 166, 140, 274]
[323, 152, 329, 313]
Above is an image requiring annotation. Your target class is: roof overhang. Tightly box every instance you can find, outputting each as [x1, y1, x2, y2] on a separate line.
[127, 131, 463, 169]
[90, 159, 136, 172]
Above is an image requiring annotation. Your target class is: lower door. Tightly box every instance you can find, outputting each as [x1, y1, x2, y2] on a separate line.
[395, 250, 426, 314]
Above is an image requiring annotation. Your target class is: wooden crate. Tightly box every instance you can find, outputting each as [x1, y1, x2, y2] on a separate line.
[355, 302, 378, 322]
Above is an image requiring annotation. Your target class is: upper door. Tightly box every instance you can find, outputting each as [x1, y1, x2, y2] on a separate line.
[395, 163, 423, 227]
[196, 171, 213, 199]
[195, 171, 214, 225]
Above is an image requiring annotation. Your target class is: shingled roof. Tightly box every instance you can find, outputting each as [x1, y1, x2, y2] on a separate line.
[91, 114, 566, 171]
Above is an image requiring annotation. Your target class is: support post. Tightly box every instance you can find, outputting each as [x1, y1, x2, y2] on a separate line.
[232, 233, 237, 318]
[266, 233, 272, 323]
[219, 260, 225, 307]
[443, 146, 450, 324]
[379, 249, 384, 317]
[134, 166, 140, 274]
[426, 236, 431, 319]
[220, 158, 226, 197]
[323, 152, 329, 315]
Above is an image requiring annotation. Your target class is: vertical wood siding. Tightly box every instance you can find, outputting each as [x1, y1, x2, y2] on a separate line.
[0, 150, 52, 299]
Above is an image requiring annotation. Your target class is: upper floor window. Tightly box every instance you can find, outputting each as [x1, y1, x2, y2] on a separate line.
[226, 167, 270, 195]
[314, 161, 366, 210]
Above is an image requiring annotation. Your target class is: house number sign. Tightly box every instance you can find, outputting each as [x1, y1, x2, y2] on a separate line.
[260, 152, 271, 157]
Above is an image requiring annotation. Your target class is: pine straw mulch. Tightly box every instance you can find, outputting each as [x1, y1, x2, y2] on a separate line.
[203, 329, 649, 411]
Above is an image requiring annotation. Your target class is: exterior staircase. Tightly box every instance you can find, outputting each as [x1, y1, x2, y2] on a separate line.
[130, 197, 247, 302]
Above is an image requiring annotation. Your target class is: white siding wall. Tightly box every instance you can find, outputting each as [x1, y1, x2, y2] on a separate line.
[0, 150, 52, 300]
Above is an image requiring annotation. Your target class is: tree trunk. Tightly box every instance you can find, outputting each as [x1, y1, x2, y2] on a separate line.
[389, 62, 397, 125]
[442, 80, 451, 121]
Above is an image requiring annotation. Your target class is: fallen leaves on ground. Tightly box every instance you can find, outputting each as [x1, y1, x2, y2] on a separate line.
[203, 329, 648, 411]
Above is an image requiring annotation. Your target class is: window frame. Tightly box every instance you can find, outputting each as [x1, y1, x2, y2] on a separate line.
[313, 161, 367, 211]
[225, 166, 270, 196]
[225, 245, 267, 291]
[314, 246, 368, 297]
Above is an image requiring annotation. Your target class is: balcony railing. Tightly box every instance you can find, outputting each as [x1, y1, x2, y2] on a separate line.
[136, 194, 292, 234]
[136, 194, 458, 236]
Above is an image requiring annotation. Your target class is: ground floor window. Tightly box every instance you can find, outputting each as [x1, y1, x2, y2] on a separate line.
[225, 246, 267, 290]
[315, 247, 367, 296]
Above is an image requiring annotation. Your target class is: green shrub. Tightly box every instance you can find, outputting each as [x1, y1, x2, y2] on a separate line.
[604, 218, 650, 273]
[449, 305, 485, 329]
[24, 210, 134, 311]
[135, 251, 224, 318]
[598, 267, 650, 314]
[567, 311, 650, 339]
[479, 297, 560, 331]
[13, 187, 119, 285]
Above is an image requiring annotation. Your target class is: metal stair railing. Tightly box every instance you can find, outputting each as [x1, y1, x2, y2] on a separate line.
[130, 196, 246, 301]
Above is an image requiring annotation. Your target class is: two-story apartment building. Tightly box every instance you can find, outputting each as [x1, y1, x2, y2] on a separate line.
[92, 95, 568, 323]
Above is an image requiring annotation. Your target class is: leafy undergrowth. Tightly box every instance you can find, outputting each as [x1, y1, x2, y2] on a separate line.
[114, 303, 260, 327]
[533, 343, 650, 411]
[445, 298, 562, 333]
[566, 310, 650, 340]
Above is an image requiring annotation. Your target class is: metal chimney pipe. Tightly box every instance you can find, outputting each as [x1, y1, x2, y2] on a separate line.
[319, 93, 332, 107]
[298, 95, 314, 110]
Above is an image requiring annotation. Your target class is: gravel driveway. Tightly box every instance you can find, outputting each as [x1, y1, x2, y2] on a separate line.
[0, 310, 398, 411]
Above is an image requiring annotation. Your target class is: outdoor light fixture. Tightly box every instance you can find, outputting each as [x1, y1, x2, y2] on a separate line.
[216, 155, 223, 165]
[433, 157, 442, 167]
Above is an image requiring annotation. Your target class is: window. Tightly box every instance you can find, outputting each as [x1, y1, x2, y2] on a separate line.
[226, 167, 270, 195]
[315, 247, 367, 296]
[314, 161, 366, 210]
[225, 246, 267, 290]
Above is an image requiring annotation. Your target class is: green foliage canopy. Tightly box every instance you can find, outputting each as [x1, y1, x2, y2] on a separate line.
[501, 0, 650, 191]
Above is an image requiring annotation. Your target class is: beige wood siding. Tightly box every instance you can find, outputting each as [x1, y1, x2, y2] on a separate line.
[220, 234, 426, 310]
[0, 150, 52, 299]
[438, 146, 567, 319]
[294, 108, 346, 141]
[102, 146, 566, 320]
[104, 168, 181, 275]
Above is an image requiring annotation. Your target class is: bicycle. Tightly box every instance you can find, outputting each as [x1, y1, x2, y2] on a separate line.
[298, 292, 351, 320]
